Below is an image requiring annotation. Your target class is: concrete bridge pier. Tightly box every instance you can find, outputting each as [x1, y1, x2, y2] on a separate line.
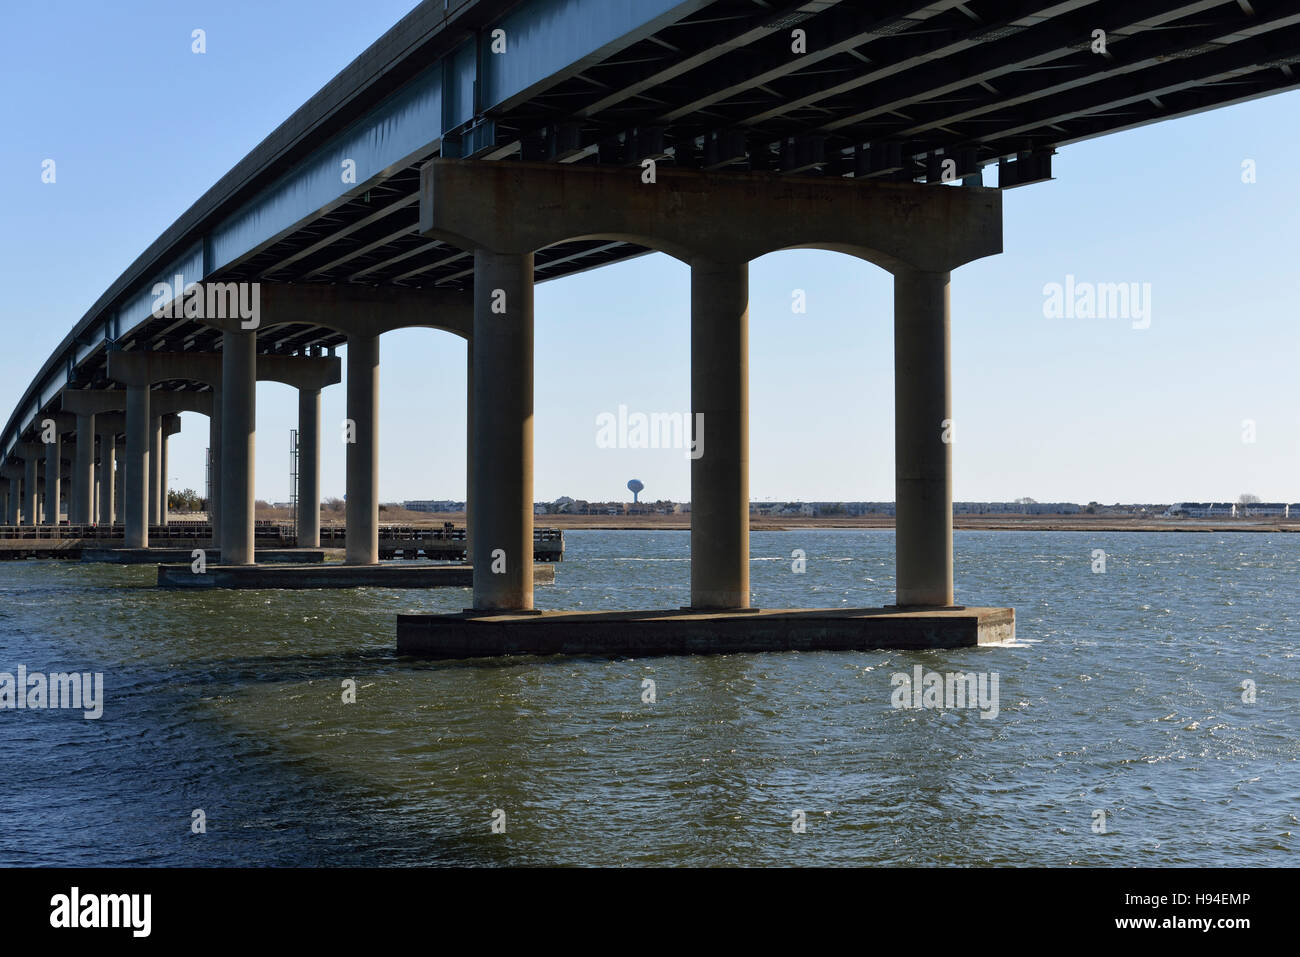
[101, 344, 339, 553]
[3, 472, 17, 526]
[238, 282, 466, 562]
[21, 446, 39, 527]
[894, 268, 954, 607]
[97, 429, 116, 525]
[63, 393, 124, 526]
[468, 249, 535, 611]
[59, 461, 72, 522]
[124, 385, 150, 548]
[43, 433, 61, 525]
[689, 258, 750, 610]
[160, 413, 180, 526]
[220, 330, 257, 565]
[345, 334, 380, 565]
[297, 387, 320, 548]
[114, 438, 125, 524]
[465, 340, 474, 566]
[210, 384, 222, 546]
[73, 413, 94, 524]
[400, 159, 1009, 657]
[148, 415, 163, 526]
[260, 354, 337, 551]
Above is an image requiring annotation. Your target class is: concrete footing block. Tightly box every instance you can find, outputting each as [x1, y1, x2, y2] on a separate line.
[85, 548, 324, 565]
[157, 561, 556, 590]
[395, 605, 1015, 659]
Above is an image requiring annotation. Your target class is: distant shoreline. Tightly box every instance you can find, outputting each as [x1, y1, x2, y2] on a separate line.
[546, 519, 1300, 533]
[252, 509, 1300, 534]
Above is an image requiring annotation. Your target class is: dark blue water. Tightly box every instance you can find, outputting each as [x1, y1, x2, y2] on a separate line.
[0, 530, 1295, 865]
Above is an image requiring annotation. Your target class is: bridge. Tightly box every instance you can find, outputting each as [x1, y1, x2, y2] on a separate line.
[3, 0, 1296, 653]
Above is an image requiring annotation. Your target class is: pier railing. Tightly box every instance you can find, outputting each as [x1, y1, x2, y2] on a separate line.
[0, 522, 564, 560]
[315, 524, 563, 544]
[0, 521, 286, 541]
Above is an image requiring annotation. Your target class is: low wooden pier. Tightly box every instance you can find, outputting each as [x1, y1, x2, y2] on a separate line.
[0, 522, 564, 562]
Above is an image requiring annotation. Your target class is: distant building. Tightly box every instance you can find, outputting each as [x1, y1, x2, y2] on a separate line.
[403, 500, 464, 512]
[847, 502, 895, 516]
[1242, 502, 1288, 517]
[1164, 502, 1237, 518]
[953, 502, 1081, 515]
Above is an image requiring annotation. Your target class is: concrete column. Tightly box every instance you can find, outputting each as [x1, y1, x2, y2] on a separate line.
[209, 386, 221, 545]
[24, 456, 37, 527]
[297, 387, 321, 548]
[345, 334, 380, 565]
[219, 331, 256, 565]
[689, 259, 750, 609]
[44, 434, 61, 525]
[894, 267, 953, 607]
[148, 415, 162, 526]
[124, 385, 150, 548]
[465, 339, 474, 566]
[114, 439, 124, 524]
[0, 480, 8, 527]
[470, 250, 534, 610]
[97, 432, 116, 527]
[74, 414, 94, 524]
[160, 429, 169, 526]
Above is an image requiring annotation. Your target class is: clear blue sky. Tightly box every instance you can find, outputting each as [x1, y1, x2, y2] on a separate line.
[2, 1, 1297, 506]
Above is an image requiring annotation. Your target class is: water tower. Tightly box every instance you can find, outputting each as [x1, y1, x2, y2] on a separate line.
[627, 479, 644, 503]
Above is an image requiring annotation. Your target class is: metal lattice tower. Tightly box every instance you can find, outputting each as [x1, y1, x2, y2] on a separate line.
[289, 428, 299, 535]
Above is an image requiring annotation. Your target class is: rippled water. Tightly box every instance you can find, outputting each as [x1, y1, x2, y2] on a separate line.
[0, 530, 1295, 866]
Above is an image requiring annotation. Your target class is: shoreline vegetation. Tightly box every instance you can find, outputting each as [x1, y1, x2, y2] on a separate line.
[242, 506, 1300, 534]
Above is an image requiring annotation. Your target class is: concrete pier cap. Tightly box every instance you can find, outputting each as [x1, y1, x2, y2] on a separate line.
[418, 158, 1002, 271]
[252, 282, 472, 341]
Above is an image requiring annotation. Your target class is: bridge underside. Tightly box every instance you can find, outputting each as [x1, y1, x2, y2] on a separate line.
[47, 0, 1300, 399]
